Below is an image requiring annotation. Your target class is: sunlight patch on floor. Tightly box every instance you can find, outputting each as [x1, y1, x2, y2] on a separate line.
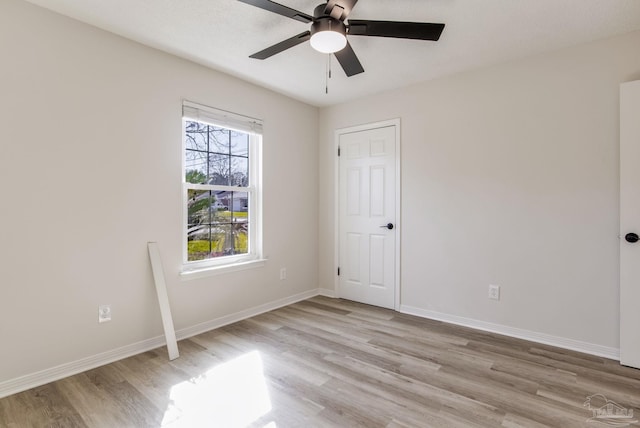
[162, 350, 272, 428]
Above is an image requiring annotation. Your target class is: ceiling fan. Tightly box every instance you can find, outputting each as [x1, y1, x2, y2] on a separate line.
[238, 0, 445, 77]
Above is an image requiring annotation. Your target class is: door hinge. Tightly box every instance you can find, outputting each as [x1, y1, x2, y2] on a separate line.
[337, 267, 340, 276]
[337, 146, 341, 156]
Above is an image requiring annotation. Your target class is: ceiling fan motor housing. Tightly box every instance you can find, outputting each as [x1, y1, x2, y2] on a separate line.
[311, 4, 346, 38]
[310, 18, 347, 38]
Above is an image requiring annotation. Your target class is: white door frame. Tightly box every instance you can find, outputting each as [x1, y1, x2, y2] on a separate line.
[334, 119, 401, 311]
[620, 80, 640, 368]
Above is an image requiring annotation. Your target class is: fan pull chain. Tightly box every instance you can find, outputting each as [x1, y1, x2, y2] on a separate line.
[326, 20, 333, 94]
[325, 54, 329, 94]
[325, 54, 332, 94]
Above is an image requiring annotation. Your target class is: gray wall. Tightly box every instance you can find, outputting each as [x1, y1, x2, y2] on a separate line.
[319, 30, 640, 350]
[0, 0, 318, 384]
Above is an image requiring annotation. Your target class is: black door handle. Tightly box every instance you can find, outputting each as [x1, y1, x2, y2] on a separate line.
[380, 223, 394, 230]
[625, 233, 639, 243]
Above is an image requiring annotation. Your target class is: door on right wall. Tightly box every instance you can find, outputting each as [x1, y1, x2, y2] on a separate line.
[620, 80, 640, 369]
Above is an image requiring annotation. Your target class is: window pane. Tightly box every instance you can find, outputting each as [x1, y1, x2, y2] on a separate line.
[211, 223, 231, 256]
[187, 225, 210, 261]
[209, 127, 229, 154]
[231, 192, 249, 255]
[213, 222, 248, 256]
[213, 191, 231, 213]
[229, 156, 249, 186]
[187, 188, 214, 261]
[208, 154, 229, 185]
[231, 192, 249, 221]
[187, 190, 213, 227]
[185, 150, 207, 183]
[231, 131, 249, 157]
[232, 224, 249, 255]
[185, 121, 209, 152]
[187, 226, 224, 261]
[209, 224, 227, 257]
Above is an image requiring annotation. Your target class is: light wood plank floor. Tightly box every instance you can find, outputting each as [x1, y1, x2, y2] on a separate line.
[1, 296, 639, 427]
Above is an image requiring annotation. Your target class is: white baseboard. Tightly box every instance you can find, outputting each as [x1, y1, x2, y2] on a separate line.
[0, 288, 321, 399]
[400, 305, 620, 361]
[175, 288, 319, 340]
[317, 288, 337, 298]
[2, 292, 620, 399]
[0, 336, 167, 399]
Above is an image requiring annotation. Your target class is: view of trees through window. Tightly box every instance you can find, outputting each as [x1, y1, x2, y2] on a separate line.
[185, 121, 250, 261]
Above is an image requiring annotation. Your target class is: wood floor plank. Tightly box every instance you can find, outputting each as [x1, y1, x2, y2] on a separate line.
[0, 383, 88, 428]
[323, 352, 506, 426]
[55, 374, 132, 428]
[2, 297, 639, 427]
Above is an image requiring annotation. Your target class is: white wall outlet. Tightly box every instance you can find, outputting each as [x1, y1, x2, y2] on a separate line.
[98, 304, 111, 323]
[280, 268, 287, 280]
[489, 285, 500, 301]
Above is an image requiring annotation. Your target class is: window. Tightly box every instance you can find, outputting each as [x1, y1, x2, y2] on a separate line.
[182, 101, 262, 272]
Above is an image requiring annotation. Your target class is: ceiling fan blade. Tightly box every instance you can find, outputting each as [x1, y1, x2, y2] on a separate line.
[334, 41, 364, 77]
[238, 0, 313, 23]
[324, 0, 358, 21]
[348, 20, 445, 41]
[249, 31, 311, 59]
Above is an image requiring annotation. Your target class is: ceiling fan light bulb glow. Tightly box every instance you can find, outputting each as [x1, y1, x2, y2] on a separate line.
[310, 18, 347, 54]
[310, 31, 347, 53]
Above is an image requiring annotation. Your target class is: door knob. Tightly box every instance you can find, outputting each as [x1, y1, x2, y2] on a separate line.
[625, 233, 639, 243]
[380, 223, 394, 230]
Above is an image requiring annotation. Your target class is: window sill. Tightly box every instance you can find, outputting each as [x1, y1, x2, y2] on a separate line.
[180, 258, 267, 281]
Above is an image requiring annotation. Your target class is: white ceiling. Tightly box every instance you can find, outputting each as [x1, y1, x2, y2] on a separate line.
[24, 0, 640, 107]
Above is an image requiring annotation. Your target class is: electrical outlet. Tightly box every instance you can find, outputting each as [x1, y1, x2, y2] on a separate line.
[489, 285, 500, 301]
[280, 268, 287, 281]
[99, 305, 111, 323]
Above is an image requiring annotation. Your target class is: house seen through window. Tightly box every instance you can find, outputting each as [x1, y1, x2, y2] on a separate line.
[183, 102, 261, 269]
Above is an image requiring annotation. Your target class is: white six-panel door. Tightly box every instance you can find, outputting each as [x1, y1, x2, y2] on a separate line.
[620, 80, 640, 369]
[338, 123, 398, 309]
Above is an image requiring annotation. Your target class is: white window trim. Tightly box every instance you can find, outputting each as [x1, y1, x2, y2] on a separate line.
[180, 258, 267, 281]
[180, 101, 263, 278]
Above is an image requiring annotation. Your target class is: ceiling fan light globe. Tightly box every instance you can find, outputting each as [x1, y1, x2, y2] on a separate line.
[310, 31, 347, 54]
